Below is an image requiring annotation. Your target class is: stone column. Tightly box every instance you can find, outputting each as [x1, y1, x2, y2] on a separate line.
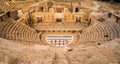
[70, 2, 73, 12]
[44, 6, 46, 12]
[45, 2, 48, 12]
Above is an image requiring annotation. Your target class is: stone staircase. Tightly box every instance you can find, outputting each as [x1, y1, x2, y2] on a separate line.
[53, 48, 69, 64]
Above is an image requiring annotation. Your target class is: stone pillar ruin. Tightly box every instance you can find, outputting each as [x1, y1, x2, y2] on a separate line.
[63, 8, 69, 13]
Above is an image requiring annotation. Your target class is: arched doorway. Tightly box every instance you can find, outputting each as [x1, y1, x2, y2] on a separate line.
[75, 7, 79, 12]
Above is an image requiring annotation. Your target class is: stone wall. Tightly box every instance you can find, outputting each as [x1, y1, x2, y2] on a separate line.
[109, 11, 120, 25]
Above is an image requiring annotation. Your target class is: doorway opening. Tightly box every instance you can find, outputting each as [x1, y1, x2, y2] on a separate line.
[75, 7, 79, 12]
[37, 17, 42, 23]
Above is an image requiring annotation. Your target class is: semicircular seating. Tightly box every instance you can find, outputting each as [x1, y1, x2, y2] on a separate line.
[0, 18, 40, 44]
[79, 18, 120, 45]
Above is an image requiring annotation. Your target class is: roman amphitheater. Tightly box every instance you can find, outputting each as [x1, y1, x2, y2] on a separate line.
[0, 0, 120, 64]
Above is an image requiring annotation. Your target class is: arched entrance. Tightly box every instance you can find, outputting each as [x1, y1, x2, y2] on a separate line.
[75, 7, 79, 12]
